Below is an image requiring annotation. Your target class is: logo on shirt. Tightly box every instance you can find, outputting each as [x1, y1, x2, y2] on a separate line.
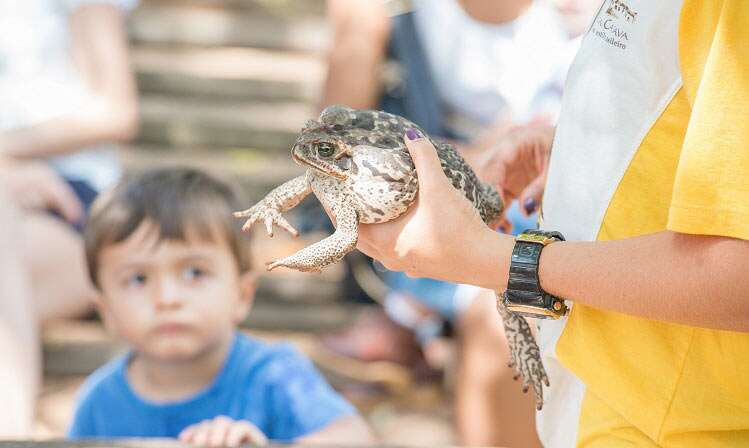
[591, 0, 638, 50]
[606, 0, 637, 23]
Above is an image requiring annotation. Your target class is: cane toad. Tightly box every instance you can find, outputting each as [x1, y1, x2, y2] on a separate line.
[235, 105, 549, 408]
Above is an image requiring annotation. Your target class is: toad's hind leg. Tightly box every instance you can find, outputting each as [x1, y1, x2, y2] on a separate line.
[495, 292, 549, 410]
[267, 205, 359, 272]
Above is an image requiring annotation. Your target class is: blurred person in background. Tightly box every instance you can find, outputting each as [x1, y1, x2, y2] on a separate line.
[0, 0, 138, 437]
[319, 0, 597, 446]
[68, 168, 374, 446]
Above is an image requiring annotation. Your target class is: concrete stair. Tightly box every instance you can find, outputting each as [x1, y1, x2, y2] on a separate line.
[134, 46, 324, 102]
[129, 0, 328, 152]
[130, 0, 328, 51]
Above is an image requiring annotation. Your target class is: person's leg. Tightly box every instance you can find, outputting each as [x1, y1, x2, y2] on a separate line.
[21, 212, 96, 323]
[455, 289, 541, 447]
[0, 198, 39, 437]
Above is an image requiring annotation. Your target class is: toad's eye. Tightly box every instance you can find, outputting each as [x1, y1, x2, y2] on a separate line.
[317, 142, 335, 157]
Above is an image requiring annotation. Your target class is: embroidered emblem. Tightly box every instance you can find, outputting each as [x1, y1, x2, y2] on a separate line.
[606, 0, 637, 23]
[591, 0, 638, 50]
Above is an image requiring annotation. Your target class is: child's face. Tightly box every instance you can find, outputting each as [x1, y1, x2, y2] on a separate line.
[96, 220, 255, 361]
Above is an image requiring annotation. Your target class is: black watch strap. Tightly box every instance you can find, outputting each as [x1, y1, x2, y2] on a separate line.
[503, 229, 568, 319]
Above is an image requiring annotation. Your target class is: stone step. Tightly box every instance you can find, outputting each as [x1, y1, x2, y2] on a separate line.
[129, 2, 329, 52]
[121, 145, 305, 203]
[133, 46, 324, 102]
[136, 96, 313, 150]
[139, 0, 326, 16]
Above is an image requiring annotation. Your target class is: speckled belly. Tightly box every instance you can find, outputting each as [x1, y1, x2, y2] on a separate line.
[350, 174, 416, 223]
[309, 171, 416, 224]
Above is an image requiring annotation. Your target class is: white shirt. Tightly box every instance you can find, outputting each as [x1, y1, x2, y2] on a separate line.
[0, 0, 137, 191]
[538, 1, 685, 446]
[412, 0, 576, 137]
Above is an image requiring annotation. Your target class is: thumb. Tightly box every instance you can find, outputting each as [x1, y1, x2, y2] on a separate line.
[519, 175, 546, 217]
[404, 128, 447, 190]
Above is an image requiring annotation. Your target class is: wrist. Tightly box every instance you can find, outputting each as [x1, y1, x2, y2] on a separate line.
[466, 228, 514, 291]
[538, 238, 564, 297]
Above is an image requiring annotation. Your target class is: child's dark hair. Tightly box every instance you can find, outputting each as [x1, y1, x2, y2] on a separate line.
[84, 167, 252, 288]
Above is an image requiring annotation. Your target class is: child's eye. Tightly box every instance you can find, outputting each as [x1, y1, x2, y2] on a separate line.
[183, 267, 206, 281]
[126, 273, 147, 288]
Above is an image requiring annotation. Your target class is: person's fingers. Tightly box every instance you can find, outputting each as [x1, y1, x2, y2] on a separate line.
[44, 183, 83, 223]
[207, 416, 232, 447]
[353, 231, 379, 259]
[226, 421, 268, 447]
[178, 425, 196, 443]
[403, 129, 449, 192]
[498, 186, 515, 208]
[189, 420, 212, 447]
[225, 425, 249, 448]
[35, 168, 83, 223]
[519, 175, 546, 217]
[497, 216, 513, 234]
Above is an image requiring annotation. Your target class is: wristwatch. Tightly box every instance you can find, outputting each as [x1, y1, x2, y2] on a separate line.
[503, 229, 569, 319]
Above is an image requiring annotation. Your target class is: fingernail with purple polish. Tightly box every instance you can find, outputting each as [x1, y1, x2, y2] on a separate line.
[523, 198, 538, 214]
[406, 128, 422, 141]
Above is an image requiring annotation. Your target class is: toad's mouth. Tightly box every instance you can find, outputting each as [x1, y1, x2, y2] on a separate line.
[292, 151, 347, 180]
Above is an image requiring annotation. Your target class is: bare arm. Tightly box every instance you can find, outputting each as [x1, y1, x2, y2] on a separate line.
[296, 414, 377, 445]
[320, 0, 391, 110]
[539, 231, 749, 331]
[1, 4, 138, 159]
[356, 137, 749, 332]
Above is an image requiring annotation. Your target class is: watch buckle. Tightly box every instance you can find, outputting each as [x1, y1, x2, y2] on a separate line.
[505, 300, 568, 320]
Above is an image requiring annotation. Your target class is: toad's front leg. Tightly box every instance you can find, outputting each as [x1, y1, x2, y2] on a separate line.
[267, 204, 358, 272]
[234, 174, 311, 237]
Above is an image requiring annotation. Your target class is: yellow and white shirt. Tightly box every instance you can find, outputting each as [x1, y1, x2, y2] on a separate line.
[538, 0, 749, 446]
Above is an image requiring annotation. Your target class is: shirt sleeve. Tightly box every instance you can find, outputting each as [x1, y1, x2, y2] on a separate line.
[67, 395, 97, 438]
[667, 0, 749, 240]
[263, 347, 355, 442]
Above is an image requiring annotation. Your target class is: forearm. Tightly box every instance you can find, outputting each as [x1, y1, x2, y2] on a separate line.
[4, 4, 139, 159]
[1, 109, 137, 159]
[538, 231, 749, 331]
[320, 0, 389, 110]
[0, 188, 38, 436]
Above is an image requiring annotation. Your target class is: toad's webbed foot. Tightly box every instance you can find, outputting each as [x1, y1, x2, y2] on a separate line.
[267, 205, 358, 273]
[234, 174, 311, 237]
[496, 293, 549, 410]
[234, 205, 298, 237]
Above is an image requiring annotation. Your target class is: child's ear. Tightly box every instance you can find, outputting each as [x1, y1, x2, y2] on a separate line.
[235, 270, 257, 323]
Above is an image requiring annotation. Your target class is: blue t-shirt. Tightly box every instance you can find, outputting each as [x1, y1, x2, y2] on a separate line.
[67, 332, 355, 442]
